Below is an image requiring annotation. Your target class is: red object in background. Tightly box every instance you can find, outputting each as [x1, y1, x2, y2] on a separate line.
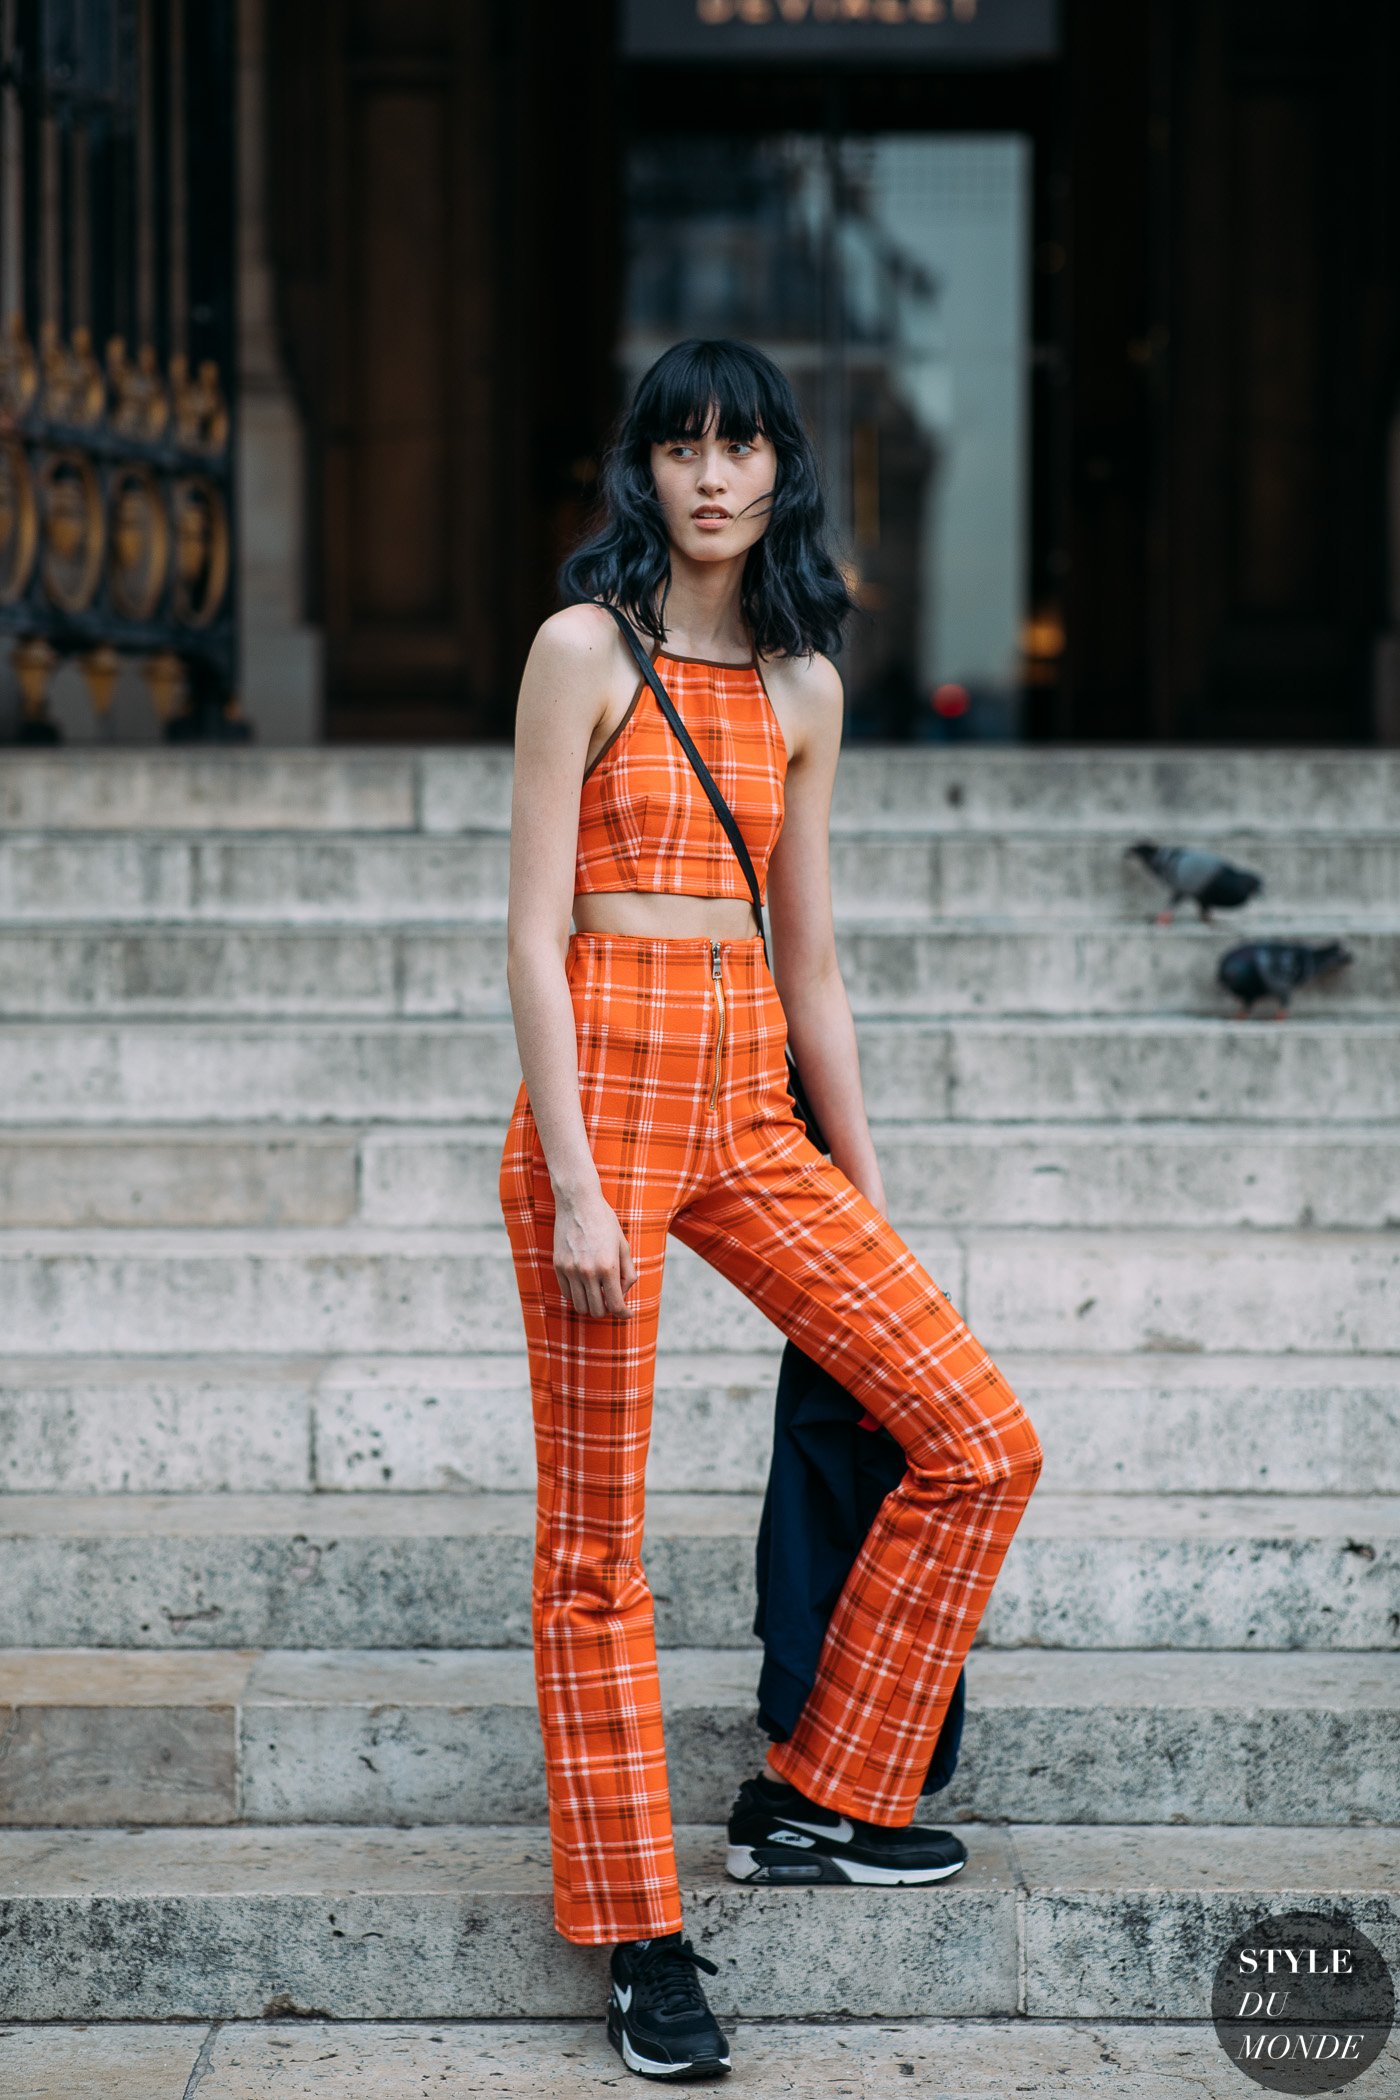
[931, 682, 970, 718]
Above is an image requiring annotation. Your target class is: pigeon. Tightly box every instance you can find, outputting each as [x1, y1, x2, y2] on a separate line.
[1217, 940, 1352, 1018]
[1126, 842, 1263, 924]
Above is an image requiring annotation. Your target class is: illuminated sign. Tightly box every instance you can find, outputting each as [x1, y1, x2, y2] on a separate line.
[622, 0, 1058, 63]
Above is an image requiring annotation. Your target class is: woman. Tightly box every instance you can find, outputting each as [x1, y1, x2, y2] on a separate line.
[499, 338, 1043, 2081]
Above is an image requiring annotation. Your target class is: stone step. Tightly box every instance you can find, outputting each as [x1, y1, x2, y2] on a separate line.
[8, 745, 1400, 835]
[0, 1819, 1393, 2020]
[3, 1351, 1397, 1500]
[22, 2018, 1386, 2100]
[0, 919, 1389, 1019]
[4, 827, 1399, 922]
[0, 1490, 1393, 1650]
[3, 1224, 1397, 1356]
[5, 1016, 1397, 1125]
[3, 1646, 1393, 1831]
[5, 1119, 1393, 1231]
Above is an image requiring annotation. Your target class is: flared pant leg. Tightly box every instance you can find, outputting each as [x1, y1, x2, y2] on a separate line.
[502, 1129, 686, 1946]
[498, 931, 718, 1947]
[671, 1094, 1044, 1827]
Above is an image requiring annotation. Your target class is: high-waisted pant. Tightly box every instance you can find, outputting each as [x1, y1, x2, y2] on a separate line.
[498, 930, 1043, 1946]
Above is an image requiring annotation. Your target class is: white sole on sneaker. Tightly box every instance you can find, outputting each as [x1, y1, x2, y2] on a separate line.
[726, 1841, 966, 1886]
[607, 2003, 732, 2079]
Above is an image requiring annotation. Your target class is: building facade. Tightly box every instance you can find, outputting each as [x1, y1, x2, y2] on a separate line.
[3, 0, 1398, 746]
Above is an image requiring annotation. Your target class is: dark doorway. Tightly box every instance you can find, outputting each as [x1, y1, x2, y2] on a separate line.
[263, 0, 1400, 745]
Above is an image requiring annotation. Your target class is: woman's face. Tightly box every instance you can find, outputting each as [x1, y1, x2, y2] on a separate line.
[649, 409, 776, 566]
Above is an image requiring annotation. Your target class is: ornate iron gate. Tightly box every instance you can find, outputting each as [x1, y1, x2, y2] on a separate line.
[0, 0, 243, 743]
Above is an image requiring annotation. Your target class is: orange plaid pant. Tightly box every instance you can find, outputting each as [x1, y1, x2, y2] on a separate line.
[499, 930, 1043, 1945]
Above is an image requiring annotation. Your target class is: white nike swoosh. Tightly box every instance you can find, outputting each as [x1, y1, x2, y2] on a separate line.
[614, 1982, 633, 2011]
[780, 1814, 855, 1844]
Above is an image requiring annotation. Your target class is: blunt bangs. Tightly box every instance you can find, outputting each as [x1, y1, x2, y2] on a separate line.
[559, 337, 856, 662]
[631, 342, 773, 451]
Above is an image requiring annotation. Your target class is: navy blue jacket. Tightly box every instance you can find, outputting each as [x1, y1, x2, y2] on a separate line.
[752, 1340, 966, 1795]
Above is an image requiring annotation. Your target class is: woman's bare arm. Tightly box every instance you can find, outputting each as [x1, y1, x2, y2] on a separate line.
[505, 606, 639, 1317]
[764, 652, 887, 1216]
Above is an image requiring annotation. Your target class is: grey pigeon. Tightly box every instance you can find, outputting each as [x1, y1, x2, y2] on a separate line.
[1218, 940, 1352, 1018]
[1126, 841, 1263, 924]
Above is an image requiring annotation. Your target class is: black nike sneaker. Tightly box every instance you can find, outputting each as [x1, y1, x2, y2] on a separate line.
[725, 1770, 968, 1886]
[605, 1930, 732, 2080]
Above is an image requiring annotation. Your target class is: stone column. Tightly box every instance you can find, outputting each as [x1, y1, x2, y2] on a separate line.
[1375, 405, 1400, 746]
[235, 0, 322, 744]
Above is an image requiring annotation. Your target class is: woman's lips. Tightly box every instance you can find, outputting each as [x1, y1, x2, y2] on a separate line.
[692, 511, 731, 530]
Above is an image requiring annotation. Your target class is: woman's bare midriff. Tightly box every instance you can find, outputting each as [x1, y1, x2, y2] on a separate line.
[571, 891, 761, 941]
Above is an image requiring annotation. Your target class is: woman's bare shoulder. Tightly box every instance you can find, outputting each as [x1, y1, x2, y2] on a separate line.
[760, 648, 844, 756]
[528, 601, 629, 673]
[761, 646, 842, 700]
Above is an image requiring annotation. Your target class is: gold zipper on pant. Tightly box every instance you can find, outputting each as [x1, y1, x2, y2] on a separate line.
[709, 938, 725, 1110]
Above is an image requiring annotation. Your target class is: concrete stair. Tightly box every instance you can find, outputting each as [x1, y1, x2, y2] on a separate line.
[3, 1352, 1395, 1494]
[0, 746, 1395, 2030]
[0, 1489, 1394, 1649]
[2, 918, 1395, 1017]
[14, 2018, 1397, 2099]
[4, 1121, 1400, 1230]
[0, 1822, 1396, 2022]
[2, 1647, 1396, 1829]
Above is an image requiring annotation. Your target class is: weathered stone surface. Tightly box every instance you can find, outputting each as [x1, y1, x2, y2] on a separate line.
[0, 1821, 1394, 2022]
[901, 828, 1400, 918]
[8, 824, 1399, 925]
[0, 1226, 964, 1356]
[5, 1350, 1395, 1497]
[0, 1227, 536, 1355]
[0, 1646, 1393, 1829]
[999, 1354, 1400, 1495]
[962, 1229, 1400, 1355]
[0, 1357, 314, 1494]
[0, 1649, 252, 1828]
[414, 745, 1400, 834]
[358, 1119, 1400, 1230]
[3, 1223, 1395, 1356]
[0, 833, 513, 922]
[6, 1016, 1400, 1124]
[236, 1647, 1400, 1829]
[1014, 1823, 1400, 2019]
[23, 1111, 1400, 1236]
[0, 1822, 1017, 2019]
[312, 1350, 1400, 1498]
[0, 1019, 527, 1124]
[943, 1016, 1400, 1124]
[12, 2017, 1396, 2099]
[0, 1492, 1393, 1651]
[9, 746, 1400, 840]
[0, 751, 419, 831]
[0, 1128, 358, 1228]
[0, 2023, 210, 2099]
[2, 920, 1392, 1019]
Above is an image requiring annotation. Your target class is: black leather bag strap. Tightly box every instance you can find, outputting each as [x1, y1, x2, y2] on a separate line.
[590, 598, 828, 1153]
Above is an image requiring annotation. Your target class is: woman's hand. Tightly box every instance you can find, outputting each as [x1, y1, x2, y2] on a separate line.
[553, 1184, 638, 1318]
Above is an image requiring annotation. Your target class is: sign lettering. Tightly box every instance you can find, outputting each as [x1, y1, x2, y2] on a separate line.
[623, 0, 1058, 62]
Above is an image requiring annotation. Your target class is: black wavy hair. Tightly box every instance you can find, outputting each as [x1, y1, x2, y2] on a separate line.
[558, 337, 856, 660]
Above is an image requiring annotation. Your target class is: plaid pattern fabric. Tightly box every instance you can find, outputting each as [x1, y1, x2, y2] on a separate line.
[499, 930, 1043, 1946]
[573, 648, 788, 904]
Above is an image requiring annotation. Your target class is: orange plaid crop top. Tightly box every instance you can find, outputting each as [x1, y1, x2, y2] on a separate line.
[574, 645, 788, 904]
